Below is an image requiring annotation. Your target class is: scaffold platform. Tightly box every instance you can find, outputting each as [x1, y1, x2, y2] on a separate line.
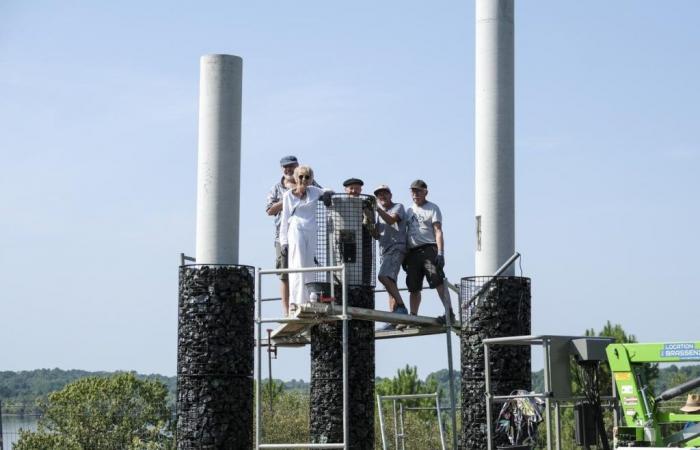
[264, 302, 461, 347]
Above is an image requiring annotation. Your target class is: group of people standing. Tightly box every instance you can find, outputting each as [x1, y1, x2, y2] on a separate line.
[265, 155, 455, 329]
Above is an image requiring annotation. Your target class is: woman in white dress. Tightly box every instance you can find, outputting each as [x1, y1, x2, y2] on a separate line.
[279, 165, 329, 312]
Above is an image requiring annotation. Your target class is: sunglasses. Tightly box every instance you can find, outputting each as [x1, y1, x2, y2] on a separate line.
[298, 175, 311, 180]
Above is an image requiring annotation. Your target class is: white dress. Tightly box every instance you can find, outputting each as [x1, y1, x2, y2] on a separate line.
[279, 186, 325, 306]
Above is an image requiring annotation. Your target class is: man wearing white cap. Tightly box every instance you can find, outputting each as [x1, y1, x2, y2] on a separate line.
[373, 184, 409, 330]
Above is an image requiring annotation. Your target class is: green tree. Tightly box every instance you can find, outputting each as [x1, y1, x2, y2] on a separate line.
[14, 373, 173, 450]
[585, 320, 659, 395]
[376, 365, 439, 398]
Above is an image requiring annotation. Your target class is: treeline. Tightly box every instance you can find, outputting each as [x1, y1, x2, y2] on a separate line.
[3, 362, 698, 415]
[0, 369, 176, 414]
[1, 368, 457, 414]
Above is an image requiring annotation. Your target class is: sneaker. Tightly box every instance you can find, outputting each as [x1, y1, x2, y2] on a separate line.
[436, 311, 456, 326]
[377, 323, 396, 332]
[393, 305, 409, 315]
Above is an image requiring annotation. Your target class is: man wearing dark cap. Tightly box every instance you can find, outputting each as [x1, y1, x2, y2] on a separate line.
[343, 177, 364, 196]
[266, 155, 320, 315]
[404, 179, 454, 324]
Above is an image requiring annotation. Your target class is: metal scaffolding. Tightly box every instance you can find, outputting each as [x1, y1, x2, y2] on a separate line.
[377, 392, 448, 450]
[254, 264, 462, 450]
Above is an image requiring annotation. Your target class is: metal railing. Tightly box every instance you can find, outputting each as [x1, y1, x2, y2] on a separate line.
[255, 264, 349, 450]
[377, 392, 448, 450]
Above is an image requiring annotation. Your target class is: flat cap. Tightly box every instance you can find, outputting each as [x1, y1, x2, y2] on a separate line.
[343, 177, 364, 187]
[410, 179, 428, 190]
[279, 155, 298, 166]
[373, 184, 391, 195]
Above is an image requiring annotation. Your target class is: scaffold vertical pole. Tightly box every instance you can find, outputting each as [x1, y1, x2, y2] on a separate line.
[484, 342, 493, 450]
[393, 399, 399, 450]
[341, 264, 349, 450]
[255, 268, 262, 449]
[435, 392, 447, 450]
[377, 395, 388, 450]
[442, 288, 458, 450]
[399, 403, 406, 450]
[543, 337, 553, 450]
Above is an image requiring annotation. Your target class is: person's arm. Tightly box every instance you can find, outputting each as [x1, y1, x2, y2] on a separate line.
[279, 194, 290, 247]
[376, 206, 400, 225]
[267, 201, 282, 216]
[265, 186, 282, 216]
[433, 222, 444, 254]
[433, 221, 444, 268]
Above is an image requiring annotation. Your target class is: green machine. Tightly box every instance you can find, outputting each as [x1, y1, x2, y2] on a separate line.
[607, 342, 700, 448]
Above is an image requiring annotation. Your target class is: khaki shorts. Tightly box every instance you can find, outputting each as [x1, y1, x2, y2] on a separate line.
[275, 241, 288, 280]
[405, 244, 444, 292]
[378, 247, 405, 282]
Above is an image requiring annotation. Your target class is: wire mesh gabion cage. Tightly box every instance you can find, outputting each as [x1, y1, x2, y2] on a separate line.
[314, 193, 376, 287]
[459, 275, 532, 450]
[460, 276, 531, 329]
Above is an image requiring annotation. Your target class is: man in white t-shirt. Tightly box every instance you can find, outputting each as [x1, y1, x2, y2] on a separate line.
[404, 179, 454, 325]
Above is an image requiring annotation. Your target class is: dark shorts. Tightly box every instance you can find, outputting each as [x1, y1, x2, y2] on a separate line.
[275, 241, 288, 281]
[405, 244, 444, 293]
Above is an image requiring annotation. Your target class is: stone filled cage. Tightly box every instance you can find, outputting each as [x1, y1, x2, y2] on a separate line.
[177, 263, 256, 450]
[314, 193, 376, 287]
[460, 275, 531, 329]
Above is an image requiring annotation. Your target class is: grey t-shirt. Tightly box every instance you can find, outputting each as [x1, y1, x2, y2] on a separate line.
[406, 201, 442, 249]
[375, 203, 407, 254]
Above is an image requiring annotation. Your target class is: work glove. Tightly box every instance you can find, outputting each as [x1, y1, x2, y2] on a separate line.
[435, 253, 445, 269]
[280, 244, 288, 258]
[364, 195, 377, 210]
[321, 191, 333, 207]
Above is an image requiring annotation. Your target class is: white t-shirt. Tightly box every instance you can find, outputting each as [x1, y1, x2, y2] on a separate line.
[405, 201, 442, 249]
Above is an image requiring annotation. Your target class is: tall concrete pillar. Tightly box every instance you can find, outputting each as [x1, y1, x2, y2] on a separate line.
[195, 54, 243, 265]
[177, 54, 253, 450]
[465, 3, 531, 448]
[475, 0, 515, 276]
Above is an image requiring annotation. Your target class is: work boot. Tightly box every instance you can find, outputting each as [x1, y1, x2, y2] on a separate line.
[436, 310, 456, 326]
[394, 304, 408, 315]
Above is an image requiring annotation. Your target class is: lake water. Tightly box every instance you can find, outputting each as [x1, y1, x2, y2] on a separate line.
[1, 415, 39, 449]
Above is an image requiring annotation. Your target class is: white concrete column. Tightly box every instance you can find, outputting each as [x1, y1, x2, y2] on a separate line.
[195, 54, 243, 265]
[475, 0, 515, 276]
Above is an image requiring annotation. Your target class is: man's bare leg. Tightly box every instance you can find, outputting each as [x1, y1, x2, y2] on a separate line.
[379, 275, 404, 311]
[281, 279, 290, 316]
[436, 284, 453, 313]
[409, 291, 422, 315]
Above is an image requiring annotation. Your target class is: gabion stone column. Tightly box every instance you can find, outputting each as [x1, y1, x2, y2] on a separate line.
[310, 194, 376, 449]
[310, 286, 375, 448]
[177, 265, 254, 450]
[460, 276, 531, 450]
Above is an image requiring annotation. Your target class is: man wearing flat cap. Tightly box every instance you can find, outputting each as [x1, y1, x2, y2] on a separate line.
[404, 179, 454, 324]
[373, 184, 409, 330]
[266, 155, 320, 315]
[343, 177, 364, 196]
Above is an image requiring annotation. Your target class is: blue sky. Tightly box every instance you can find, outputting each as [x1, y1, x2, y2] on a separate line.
[1, 1, 698, 380]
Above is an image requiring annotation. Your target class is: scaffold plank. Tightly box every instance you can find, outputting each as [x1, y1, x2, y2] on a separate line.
[267, 303, 460, 347]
